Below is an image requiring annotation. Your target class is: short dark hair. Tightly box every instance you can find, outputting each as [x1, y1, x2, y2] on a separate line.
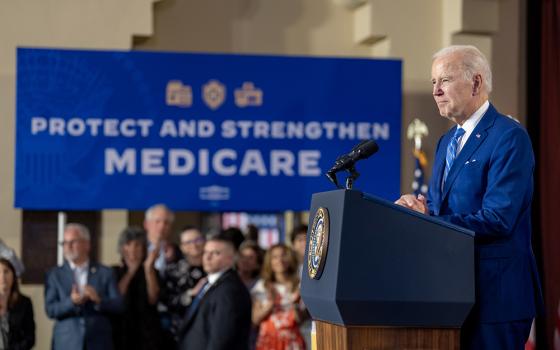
[206, 234, 236, 253]
[220, 227, 245, 250]
[117, 226, 147, 253]
[290, 224, 308, 244]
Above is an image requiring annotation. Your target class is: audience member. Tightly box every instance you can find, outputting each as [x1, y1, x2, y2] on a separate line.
[144, 204, 174, 276]
[0, 240, 24, 278]
[164, 226, 208, 339]
[252, 244, 306, 350]
[143, 204, 176, 346]
[237, 240, 263, 290]
[290, 224, 312, 348]
[237, 240, 264, 350]
[45, 223, 123, 350]
[112, 226, 162, 350]
[179, 236, 252, 350]
[0, 258, 35, 350]
[291, 224, 308, 276]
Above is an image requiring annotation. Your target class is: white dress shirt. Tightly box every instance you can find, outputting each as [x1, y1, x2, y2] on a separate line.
[207, 270, 226, 286]
[457, 100, 489, 155]
[68, 260, 89, 295]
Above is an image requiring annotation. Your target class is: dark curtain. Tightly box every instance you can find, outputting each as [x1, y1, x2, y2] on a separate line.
[535, 0, 560, 348]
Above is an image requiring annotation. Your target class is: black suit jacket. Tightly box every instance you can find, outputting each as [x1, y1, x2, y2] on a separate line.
[8, 294, 35, 350]
[179, 269, 251, 350]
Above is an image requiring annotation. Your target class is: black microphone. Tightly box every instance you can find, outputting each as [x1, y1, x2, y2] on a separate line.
[327, 140, 379, 175]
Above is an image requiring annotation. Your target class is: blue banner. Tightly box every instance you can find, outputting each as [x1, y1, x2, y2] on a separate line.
[15, 48, 401, 210]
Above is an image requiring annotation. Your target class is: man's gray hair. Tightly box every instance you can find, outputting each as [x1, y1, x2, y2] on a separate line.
[145, 203, 175, 222]
[433, 45, 492, 93]
[65, 223, 90, 241]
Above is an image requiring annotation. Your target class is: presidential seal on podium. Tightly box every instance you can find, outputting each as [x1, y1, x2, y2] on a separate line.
[308, 207, 330, 280]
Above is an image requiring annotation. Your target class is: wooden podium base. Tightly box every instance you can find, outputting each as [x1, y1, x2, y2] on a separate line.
[315, 321, 460, 350]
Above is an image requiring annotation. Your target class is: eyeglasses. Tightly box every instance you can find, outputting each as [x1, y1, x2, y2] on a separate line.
[59, 239, 84, 246]
[181, 237, 205, 245]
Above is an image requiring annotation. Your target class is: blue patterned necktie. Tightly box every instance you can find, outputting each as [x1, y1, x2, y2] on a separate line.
[443, 127, 466, 185]
[185, 281, 210, 320]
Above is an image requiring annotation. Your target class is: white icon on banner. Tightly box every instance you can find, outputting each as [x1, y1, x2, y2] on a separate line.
[235, 82, 263, 107]
[199, 185, 230, 201]
[202, 80, 226, 110]
[166, 80, 192, 107]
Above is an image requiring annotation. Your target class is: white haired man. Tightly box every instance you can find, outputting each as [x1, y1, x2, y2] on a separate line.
[144, 204, 174, 276]
[45, 223, 123, 350]
[396, 45, 543, 349]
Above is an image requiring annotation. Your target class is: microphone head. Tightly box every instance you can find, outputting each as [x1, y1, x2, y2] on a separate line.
[355, 140, 379, 160]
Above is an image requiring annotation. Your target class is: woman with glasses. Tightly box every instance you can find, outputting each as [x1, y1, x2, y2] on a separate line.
[162, 226, 208, 341]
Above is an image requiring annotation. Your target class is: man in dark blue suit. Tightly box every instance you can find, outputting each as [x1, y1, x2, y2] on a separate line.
[179, 236, 252, 350]
[45, 223, 123, 350]
[396, 45, 543, 349]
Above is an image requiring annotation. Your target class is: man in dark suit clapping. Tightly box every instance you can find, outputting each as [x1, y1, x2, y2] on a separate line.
[179, 236, 251, 350]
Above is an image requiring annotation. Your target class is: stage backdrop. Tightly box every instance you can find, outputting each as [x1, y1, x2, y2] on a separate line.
[15, 48, 401, 211]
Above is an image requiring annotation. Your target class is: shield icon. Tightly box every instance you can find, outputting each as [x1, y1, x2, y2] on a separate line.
[203, 79, 226, 110]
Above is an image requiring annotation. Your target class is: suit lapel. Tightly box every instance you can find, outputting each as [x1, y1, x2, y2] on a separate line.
[87, 262, 98, 287]
[184, 269, 232, 325]
[441, 104, 498, 201]
[61, 261, 75, 290]
[431, 134, 450, 214]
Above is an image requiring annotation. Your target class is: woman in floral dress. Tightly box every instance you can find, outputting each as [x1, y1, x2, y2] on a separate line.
[251, 243, 306, 350]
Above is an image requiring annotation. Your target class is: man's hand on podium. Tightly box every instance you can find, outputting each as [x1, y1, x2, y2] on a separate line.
[395, 194, 428, 215]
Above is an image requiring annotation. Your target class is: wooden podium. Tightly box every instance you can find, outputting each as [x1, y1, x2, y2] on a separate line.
[301, 190, 474, 350]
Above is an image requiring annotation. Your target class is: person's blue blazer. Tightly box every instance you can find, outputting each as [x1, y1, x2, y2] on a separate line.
[427, 104, 543, 323]
[45, 261, 123, 350]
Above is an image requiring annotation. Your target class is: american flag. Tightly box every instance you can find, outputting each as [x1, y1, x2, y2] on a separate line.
[411, 148, 428, 196]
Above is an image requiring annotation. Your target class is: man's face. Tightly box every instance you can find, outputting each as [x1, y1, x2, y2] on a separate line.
[431, 53, 476, 123]
[144, 207, 173, 243]
[203, 241, 234, 274]
[63, 228, 90, 264]
[180, 229, 205, 258]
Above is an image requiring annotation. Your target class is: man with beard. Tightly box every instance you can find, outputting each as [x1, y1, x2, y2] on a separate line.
[45, 223, 123, 350]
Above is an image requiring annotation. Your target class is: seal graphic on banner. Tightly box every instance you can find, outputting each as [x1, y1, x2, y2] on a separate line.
[307, 206, 329, 280]
[203, 79, 226, 110]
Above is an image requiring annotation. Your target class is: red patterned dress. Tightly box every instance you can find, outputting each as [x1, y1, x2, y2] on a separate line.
[252, 279, 306, 350]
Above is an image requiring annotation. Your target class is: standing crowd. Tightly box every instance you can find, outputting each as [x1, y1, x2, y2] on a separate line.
[0, 204, 311, 350]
